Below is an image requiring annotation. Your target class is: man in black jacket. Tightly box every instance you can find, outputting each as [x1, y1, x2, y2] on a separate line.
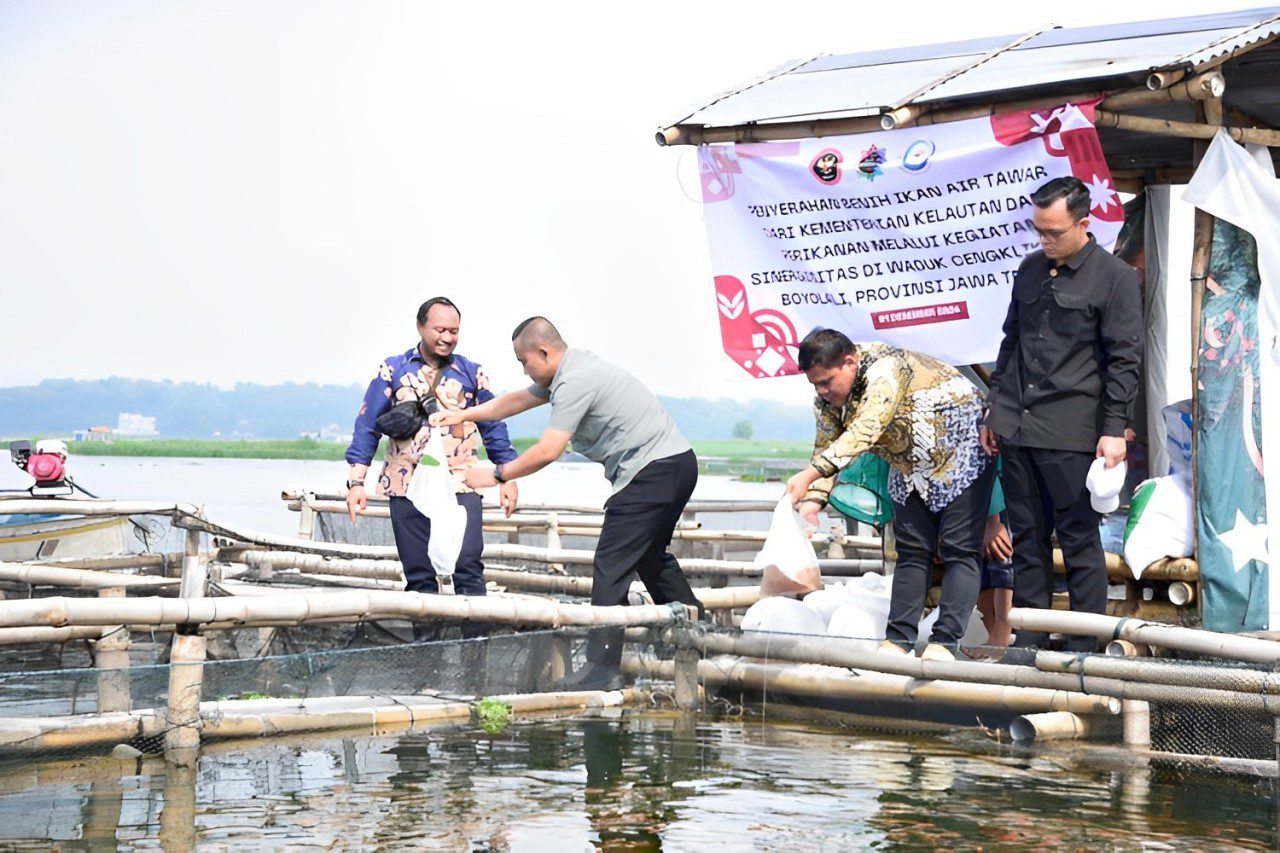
[981, 176, 1142, 652]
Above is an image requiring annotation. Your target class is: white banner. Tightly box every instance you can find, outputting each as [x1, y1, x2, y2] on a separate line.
[698, 101, 1124, 376]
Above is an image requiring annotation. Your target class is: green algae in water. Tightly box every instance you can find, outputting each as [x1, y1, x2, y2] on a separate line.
[476, 697, 511, 734]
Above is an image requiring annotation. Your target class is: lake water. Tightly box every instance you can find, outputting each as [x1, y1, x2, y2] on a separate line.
[0, 455, 785, 537]
[0, 710, 1274, 850]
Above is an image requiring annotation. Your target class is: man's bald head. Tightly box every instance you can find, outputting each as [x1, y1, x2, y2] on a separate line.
[511, 316, 566, 353]
[512, 317, 567, 387]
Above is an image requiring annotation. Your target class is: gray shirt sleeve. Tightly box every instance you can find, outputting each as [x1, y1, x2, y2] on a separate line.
[527, 383, 551, 400]
[546, 379, 595, 435]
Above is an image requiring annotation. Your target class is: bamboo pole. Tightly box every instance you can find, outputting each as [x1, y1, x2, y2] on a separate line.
[178, 528, 205, 600]
[162, 634, 205, 766]
[880, 104, 924, 130]
[26, 552, 189, 572]
[1100, 71, 1225, 111]
[1037, 651, 1280, 698]
[1106, 639, 1150, 657]
[293, 500, 880, 548]
[628, 656, 1117, 715]
[673, 648, 702, 711]
[1009, 711, 1093, 743]
[0, 626, 121, 645]
[662, 628, 1274, 712]
[1010, 609, 1280, 664]
[544, 511, 565, 574]
[218, 573, 762, 612]
[297, 492, 315, 541]
[1168, 581, 1196, 607]
[0, 689, 647, 756]
[280, 493, 780, 515]
[656, 114, 884, 146]
[231, 546, 878, 578]
[1188, 142, 1215, 586]
[0, 499, 201, 517]
[1051, 549, 1198, 582]
[0, 562, 179, 591]
[1094, 109, 1280, 147]
[0, 590, 699, 630]
[657, 91, 1117, 146]
[93, 589, 131, 714]
[1146, 69, 1186, 91]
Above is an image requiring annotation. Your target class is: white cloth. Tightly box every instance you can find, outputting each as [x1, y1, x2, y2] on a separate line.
[1086, 457, 1127, 514]
[1183, 130, 1280, 628]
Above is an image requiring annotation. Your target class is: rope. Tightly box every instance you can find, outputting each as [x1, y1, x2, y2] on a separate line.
[1074, 651, 1089, 694]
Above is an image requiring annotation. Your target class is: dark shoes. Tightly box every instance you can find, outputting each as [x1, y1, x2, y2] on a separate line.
[555, 661, 625, 692]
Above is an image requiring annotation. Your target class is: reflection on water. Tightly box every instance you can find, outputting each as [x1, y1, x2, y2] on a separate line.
[0, 711, 1274, 850]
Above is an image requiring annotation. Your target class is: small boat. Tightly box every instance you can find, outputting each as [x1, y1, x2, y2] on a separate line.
[0, 512, 129, 561]
[0, 438, 129, 560]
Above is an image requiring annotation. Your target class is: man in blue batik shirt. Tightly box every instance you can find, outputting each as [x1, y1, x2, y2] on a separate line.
[344, 296, 518, 597]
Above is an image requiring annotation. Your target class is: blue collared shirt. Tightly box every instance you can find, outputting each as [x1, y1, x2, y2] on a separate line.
[346, 344, 517, 496]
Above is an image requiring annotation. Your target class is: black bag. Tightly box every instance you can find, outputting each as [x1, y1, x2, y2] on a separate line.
[374, 370, 443, 440]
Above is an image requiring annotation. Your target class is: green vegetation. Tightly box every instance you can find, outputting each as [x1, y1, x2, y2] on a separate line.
[66, 437, 381, 461]
[732, 419, 754, 440]
[61, 437, 811, 463]
[476, 697, 512, 735]
[689, 440, 810, 461]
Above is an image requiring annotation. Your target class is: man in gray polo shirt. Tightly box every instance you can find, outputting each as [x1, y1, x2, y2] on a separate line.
[433, 316, 703, 689]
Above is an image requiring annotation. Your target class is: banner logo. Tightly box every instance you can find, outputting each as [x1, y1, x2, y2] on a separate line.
[810, 148, 843, 185]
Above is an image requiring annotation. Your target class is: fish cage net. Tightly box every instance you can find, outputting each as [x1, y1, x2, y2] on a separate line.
[313, 511, 395, 548]
[0, 625, 666, 768]
[2, 618, 1279, 783]
[1129, 655, 1280, 770]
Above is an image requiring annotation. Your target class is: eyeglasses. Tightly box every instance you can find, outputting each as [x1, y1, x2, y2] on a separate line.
[1033, 222, 1082, 240]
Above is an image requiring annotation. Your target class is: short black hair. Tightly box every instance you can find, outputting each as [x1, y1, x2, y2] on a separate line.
[511, 316, 564, 346]
[1031, 177, 1090, 222]
[416, 297, 460, 324]
[797, 328, 855, 371]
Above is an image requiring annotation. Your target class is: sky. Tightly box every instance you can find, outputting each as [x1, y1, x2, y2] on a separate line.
[0, 0, 1262, 403]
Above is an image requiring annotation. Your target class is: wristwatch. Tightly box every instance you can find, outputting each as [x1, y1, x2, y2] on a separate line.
[493, 464, 507, 484]
[346, 479, 365, 489]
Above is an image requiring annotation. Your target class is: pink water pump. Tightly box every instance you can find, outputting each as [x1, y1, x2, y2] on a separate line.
[9, 439, 72, 494]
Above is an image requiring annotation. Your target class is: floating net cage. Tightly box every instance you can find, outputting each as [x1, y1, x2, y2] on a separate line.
[0, 598, 1278, 792]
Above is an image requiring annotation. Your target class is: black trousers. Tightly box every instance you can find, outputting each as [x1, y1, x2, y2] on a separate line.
[886, 460, 996, 649]
[1001, 445, 1106, 651]
[389, 492, 487, 596]
[587, 450, 704, 667]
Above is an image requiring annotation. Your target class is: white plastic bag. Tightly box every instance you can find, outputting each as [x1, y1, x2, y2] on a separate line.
[741, 596, 827, 635]
[1123, 475, 1194, 579]
[754, 497, 823, 597]
[405, 427, 467, 578]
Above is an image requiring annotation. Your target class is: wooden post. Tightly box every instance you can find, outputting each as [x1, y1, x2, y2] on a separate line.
[93, 588, 131, 714]
[178, 528, 205, 599]
[166, 525, 206, 765]
[163, 633, 205, 766]
[674, 646, 701, 712]
[1122, 699, 1152, 747]
[298, 492, 316, 541]
[1189, 98, 1217, 584]
[545, 513, 564, 574]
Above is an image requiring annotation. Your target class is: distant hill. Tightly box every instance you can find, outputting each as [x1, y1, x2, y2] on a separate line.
[0, 377, 815, 443]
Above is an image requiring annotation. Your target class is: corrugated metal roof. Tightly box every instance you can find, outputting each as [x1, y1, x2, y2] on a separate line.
[666, 6, 1280, 130]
